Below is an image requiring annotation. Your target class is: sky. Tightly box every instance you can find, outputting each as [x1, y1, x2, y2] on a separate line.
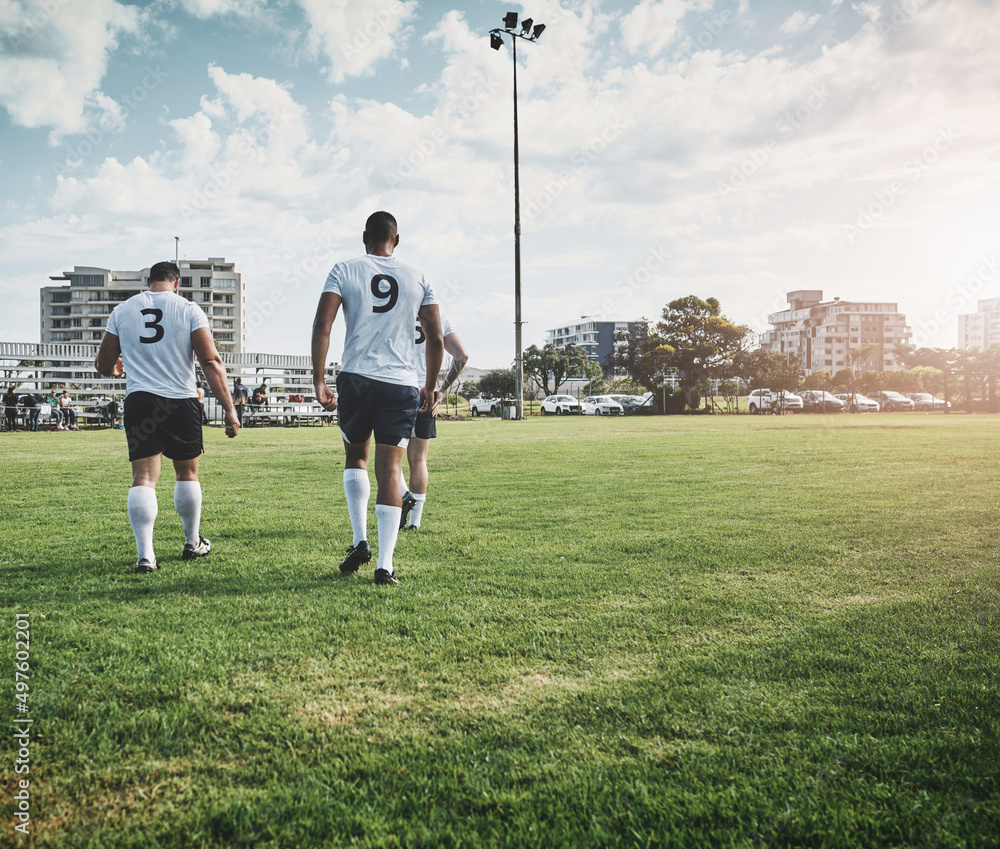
[1, 0, 998, 368]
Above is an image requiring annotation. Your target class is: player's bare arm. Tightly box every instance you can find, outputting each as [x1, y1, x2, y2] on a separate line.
[417, 303, 444, 415]
[192, 327, 240, 439]
[94, 332, 124, 377]
[311, 291, 342, 411]
[440, 332, 469, 393]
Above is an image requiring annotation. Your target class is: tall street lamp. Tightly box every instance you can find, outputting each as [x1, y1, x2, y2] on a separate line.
[490, 12, 545, 420]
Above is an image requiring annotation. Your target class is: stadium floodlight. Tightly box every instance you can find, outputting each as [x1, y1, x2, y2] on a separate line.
[486, 15, 546, 421]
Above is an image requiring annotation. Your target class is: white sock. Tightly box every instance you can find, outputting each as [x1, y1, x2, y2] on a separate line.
[399, 469, 409, 495]
[127, 486, 158, 563]
[375, 504, 402, 573]
[343, 468, 370, 546]
[410, 493, 427, 528]
[173, 481, 202, 545]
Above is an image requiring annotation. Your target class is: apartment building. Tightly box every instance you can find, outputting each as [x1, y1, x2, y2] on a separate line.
[40, 258, 246, 354]
[546, 314, 649, 376]
[760, 290, 911, 374]
[957, 297, 1000, 351]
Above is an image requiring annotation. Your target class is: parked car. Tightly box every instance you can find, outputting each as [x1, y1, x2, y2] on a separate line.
[469, 396, 501, 417]
[540, 395, 582, 416]
[834, 392, 880, 413]
[581, 395, 625, 416]
[906, 393, 951, 411]
[868, 390, 915, 411]
[798, 390, 845, 413]
[608, 393, 654, 414]
[747, 389, 804, 414]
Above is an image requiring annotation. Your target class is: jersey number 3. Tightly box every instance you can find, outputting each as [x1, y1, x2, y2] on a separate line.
[371, 275, 399, 313]
[140, 308, 164, 344]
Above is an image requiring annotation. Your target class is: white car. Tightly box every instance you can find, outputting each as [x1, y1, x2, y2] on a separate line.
[581, 395, 625, 416]
[540, 395, 581, 415]
[469, 396, 501, 417]
[834, 393, 880, 412]
[747, 389, 803, 414]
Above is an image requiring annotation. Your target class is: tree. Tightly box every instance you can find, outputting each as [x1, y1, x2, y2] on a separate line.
[606, 321, 673, 392]
[802, 370, 833, 391]
[900, 347, 960, 413]
[478, 368, 516, 402]
[458, 379, 479, 400]
[737, 349, 803, 412]
[522, 343, 589, 397]
[655, 296, 750, 406]
[581, 361, 606, 396]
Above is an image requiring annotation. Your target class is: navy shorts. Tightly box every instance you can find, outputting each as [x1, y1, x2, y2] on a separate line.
[336, 372, 419, 447]
[411, 410, 437, 440]
[124, 392, 203, 462]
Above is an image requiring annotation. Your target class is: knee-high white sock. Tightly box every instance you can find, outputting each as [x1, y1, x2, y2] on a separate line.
[343, 468, 370, 546]
[409, 493, 427, 528]
[375, 504, 402, 574]
[128, 486, 158, 563]
[173, 481, 202, 545]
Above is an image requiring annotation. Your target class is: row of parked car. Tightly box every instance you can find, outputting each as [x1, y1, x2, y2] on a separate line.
[468, 393, 654, 417]
[747, 389, 951, 414]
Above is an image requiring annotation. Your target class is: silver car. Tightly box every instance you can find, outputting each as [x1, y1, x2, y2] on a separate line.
[835, 393, 880, 412]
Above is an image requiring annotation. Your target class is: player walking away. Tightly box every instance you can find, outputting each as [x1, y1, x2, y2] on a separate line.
[95, 261, 240, 574]
[311, 211, 443, 585]
[399, 315, 469, 531]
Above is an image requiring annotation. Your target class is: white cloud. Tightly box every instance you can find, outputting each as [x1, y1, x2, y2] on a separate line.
[296, 0, 417, 83]
[621, 0, 712, 56]
[780, 11, 822, 34]
[0, 0, 140, 138]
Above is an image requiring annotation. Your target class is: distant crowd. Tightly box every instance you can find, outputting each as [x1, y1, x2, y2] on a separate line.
[1, 386, 120, 432]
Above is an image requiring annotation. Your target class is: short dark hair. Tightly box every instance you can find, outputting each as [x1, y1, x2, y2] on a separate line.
[365, 211, 397, 246]
[149, 261, 180, 284]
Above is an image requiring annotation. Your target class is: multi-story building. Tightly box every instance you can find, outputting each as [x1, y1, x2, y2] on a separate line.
[40, 258, 246, 354]
[957, 298, 1000, 351]
[760, 290, 911, 374]
[546, 314, 649, 376]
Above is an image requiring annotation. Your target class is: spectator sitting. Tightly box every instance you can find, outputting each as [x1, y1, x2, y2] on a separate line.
[45, 389, 62, 429]
[251, 382, 268, 412]
[58, 390, 79, 430]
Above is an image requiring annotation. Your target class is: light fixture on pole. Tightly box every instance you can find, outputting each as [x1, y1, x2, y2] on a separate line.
[488, 12, 545, 421]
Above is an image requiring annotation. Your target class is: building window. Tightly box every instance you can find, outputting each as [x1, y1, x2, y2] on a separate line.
[181, 277, 192, 288]
[214, 278, 237, 290]
[200, 277, 212, 288]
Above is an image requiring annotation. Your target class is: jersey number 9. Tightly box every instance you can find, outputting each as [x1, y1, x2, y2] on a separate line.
[370, 275, 398, 313]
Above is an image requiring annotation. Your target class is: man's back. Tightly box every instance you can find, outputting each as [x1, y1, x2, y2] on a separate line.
[324, 254, 435, 386]
[107, 290, 208, 398]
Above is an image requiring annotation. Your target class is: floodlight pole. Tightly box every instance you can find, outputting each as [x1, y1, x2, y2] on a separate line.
[490, 16, 544, 421]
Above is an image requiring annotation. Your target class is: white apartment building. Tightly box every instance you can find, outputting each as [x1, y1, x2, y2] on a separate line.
[760, 290, 911, 374]
[957, 298, 1000, 351]
[546, 314, 649, 376]
[40, 258, 246, 354]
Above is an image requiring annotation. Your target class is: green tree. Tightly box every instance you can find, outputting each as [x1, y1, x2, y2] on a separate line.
[738, 349, 803, 411]
[478, 368, 516, 402]
[900, 347, 959, 412]
[458, 379, 479, 400]
[523, 343, 590, 397]
[802, 369, 833, 391]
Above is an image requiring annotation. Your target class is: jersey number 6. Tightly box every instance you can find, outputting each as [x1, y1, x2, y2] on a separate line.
[139, 308, 164, 344]
[370, 275, 399, 313]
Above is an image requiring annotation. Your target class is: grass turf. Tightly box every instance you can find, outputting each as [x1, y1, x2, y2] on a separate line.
[1, 414, 998, 848]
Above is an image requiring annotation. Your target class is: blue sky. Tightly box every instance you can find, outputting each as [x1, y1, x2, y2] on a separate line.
[1, 0, 998, 367]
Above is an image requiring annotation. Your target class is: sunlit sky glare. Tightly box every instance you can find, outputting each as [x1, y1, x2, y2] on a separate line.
[1, 0, 998, 367]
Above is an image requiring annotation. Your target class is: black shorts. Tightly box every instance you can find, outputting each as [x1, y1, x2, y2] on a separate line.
[124, 392, 203, 462]
[411, 410, 437, 440]
[336, 372, 418, 447]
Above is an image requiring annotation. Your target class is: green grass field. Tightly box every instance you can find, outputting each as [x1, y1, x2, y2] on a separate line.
[1, 414, 998, 848]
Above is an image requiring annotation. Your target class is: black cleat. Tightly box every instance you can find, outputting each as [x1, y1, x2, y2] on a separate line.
[399, 492, 417, 529]
[340, 540, 372, 574]
[374, 568, 399, 585]
[135, 558, 158, 574]
[182, 537, 211, 560]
